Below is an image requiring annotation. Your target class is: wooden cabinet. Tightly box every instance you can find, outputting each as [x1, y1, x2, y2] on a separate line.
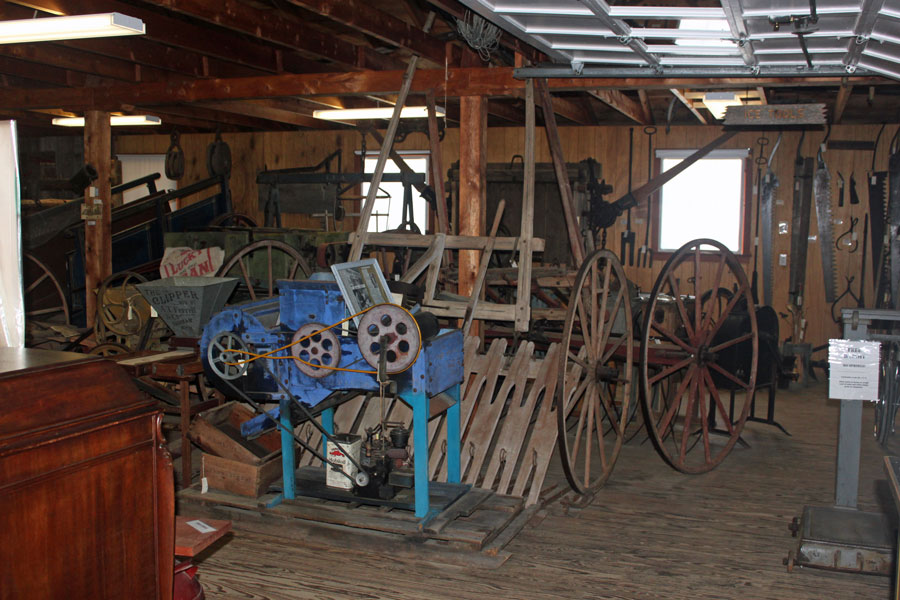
[0, 349, 174, 600]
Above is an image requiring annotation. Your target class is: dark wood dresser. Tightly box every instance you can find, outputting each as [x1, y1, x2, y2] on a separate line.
[0, 348, 174, 600]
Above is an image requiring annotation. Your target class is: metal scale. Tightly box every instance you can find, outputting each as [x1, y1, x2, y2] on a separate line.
[200, 272, 465, 520]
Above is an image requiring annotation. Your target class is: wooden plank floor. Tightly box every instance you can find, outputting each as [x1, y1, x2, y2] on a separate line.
[191, 383, 895, 599]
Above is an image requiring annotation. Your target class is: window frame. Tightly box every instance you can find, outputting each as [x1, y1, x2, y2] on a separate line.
[356, 150, 432, 234]
[649, 149, 753, 261]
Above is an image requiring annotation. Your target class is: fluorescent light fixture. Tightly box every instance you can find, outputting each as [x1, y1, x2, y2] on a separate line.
[52, 115, 162, 127]
[313, 106, 445, 121]
[702, 92, 742, 120]
[0, 13, 144, 44]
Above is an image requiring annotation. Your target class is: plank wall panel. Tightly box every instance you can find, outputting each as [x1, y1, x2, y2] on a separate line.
[116, 123, 898, 350]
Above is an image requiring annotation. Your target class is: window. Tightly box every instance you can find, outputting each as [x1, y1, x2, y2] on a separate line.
[117, 154, 176, 204]
[655, 149, 750, 253]
[361, 153, 429, 233]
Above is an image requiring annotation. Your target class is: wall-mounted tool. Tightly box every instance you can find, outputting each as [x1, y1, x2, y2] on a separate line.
[814, 147, 837, 303]
[638, 126, 657, 268]
[837, 172, 844, 207]
[849, 172, 860, 205]
[760, 133, 781, 308]
[788, 132, 814, 341]
[835, 216, 859, 253]
[620, 128, 636, 266]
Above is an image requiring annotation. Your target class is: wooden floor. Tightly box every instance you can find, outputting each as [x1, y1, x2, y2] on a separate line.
[190, 383, 896, 599]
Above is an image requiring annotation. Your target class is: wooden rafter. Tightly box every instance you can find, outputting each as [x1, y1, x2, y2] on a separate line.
[196, 100, 330, 129]
[833, 84, 853, 124]
[670, 89, 708, 125]
[637, 89, 654, 124]
[142, 0, 402, 72]
[283, 0, 449, 66]
[588, 89, 649, 125]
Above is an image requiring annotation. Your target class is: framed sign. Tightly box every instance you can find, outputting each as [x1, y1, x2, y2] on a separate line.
[828, 339, 881, 401]
[330, 258, 392, 324]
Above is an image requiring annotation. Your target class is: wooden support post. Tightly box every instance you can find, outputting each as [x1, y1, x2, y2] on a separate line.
[426, 90, 452, 267]
[83, 110, 111, 327]
[458, 95, 487, 336]
[535, 78, 584, 266]
[515, 79, 535, 332]
[348, 57, 418, 261]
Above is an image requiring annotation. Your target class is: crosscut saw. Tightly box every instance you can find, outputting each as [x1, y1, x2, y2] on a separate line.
[789, 134, 815, 313]
[760, 133, 781, 307]
[814, 147, 837, 303]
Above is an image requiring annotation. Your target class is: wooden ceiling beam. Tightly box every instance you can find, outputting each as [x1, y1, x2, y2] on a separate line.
[283, 0, 448, 65]
[195, 99, 330, 129]
[637, 89, 654, 124]
[146, 104, 292, 131]
[833, 84, 853, 124]
[0, 54, 91, 87]
[10, 0, 285, 73]
[0, 42, 169, 83]
[588, 89, 649, 125]
[669, 89, 708, 125]
[142, 0, 402, 72]
[539, 93, 594, 125]
[0, 67, 888, 112]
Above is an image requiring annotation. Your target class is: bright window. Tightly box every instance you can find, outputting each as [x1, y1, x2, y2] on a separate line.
[361, 153, 429, 233]
[117, 154, 175, 204]
[657, 150, 748, 252]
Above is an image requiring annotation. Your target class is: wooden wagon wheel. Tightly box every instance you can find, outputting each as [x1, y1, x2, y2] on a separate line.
[88, 342, 131, 357]
[22, 253, 69, 324]
[556, 249, 633, 494]
[639, 239, 758, 474]
[216, 239, 311, 303]
[96, 271, 150, 337]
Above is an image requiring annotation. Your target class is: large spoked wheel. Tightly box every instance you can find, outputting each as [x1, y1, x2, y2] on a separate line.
[216, 240, 311, 303]
[640, 239, 758, 474]
[23, 253, 69, 324]
[556, 249, 633, 494]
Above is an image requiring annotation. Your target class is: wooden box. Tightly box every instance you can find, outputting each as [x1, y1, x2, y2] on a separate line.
[191, 401, 291, 497]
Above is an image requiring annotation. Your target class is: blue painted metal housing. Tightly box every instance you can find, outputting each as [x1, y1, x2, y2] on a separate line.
[200, 279, 464, 518]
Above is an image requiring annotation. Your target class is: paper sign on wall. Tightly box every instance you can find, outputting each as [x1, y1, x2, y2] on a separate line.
[828, 339, 881, 401]
[160, 246, 224, 278]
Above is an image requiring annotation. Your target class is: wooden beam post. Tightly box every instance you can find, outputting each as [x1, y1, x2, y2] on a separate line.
[83, 110, 111, 327]
[536, 78, 585, 266]
[670, 89, 708, 124]
[515, 78, 535, 332]
[458, 95, 487, 335]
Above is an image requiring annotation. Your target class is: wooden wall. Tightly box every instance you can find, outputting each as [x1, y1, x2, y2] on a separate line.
[116, 123, 898, 350]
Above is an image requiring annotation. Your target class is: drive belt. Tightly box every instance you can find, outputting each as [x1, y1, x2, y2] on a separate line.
[889, 146, 900, 309]
[814, 150, 837, 303]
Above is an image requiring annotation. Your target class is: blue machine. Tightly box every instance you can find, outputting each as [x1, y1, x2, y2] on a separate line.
[200, 279, 464, 519]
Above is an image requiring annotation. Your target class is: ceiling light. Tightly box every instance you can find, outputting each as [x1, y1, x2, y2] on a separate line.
[701, 92, 743, 120]
[0, 13, 144, 44]
[313, 106, 445, 121]
[52, 115, 161, 127]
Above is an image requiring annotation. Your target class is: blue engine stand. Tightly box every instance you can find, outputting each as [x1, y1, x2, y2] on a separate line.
[201, 279, 465, 521]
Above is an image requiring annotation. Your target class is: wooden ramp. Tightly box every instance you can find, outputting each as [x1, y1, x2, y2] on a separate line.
[179, 479, 538, 569]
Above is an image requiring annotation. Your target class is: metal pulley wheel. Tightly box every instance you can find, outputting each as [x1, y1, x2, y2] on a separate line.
[291, 323, 341, 378]
[207, 130, 231, 177]
[207, 331, 249, 380]
[165, 131, 185, 180]
[357, 304, 421, 374]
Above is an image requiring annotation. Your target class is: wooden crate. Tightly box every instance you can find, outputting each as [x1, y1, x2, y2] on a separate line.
[202, 452, 285, 498]
[191, 401, 291, 497]
[189, 401, 281, 465]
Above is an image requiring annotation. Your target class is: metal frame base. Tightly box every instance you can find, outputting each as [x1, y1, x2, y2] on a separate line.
[787, 505, 894, 575]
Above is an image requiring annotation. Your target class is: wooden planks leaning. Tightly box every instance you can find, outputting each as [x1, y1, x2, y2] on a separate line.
[294, 337, 562, 507]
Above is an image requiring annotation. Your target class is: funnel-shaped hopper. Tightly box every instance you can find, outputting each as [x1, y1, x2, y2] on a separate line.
[136, 276, 238, 338]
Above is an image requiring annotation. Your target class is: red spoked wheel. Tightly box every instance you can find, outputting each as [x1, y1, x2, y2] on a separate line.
[639, 239, 757, 473]
[556, 249, 633, 494]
